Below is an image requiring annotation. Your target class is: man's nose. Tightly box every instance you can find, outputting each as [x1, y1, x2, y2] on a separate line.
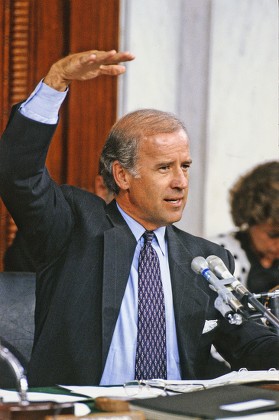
[171, 169, 188, 189]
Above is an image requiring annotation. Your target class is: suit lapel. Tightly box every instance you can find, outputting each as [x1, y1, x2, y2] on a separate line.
[102, 201, 137, 366]
[166, 226, 210, 375]
[101, 205, 211, 375]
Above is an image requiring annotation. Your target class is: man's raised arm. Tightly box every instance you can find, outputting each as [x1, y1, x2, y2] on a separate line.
[0, 49, 135, 268]
[44, 49, 135, 91]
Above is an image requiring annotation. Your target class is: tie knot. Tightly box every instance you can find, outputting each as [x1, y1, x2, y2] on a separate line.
[143, 230, 154, 244]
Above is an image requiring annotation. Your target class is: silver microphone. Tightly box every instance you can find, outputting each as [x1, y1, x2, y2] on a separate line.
[206, 255, 249, 297]
[206, 255, 279, 331]
[191, 256, 243, 324]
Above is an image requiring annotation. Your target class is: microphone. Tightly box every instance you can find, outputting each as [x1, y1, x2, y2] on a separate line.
[206, 255, 249, 298]
[191, 256, 243, 324]
[206, 255, 279, 331]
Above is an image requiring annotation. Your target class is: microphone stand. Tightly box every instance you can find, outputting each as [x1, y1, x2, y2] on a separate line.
[222, 277, 279, 331]
[192, 256, 279, 330]
[191, 257, 245, 325]
[0, 343, 28, 404]
[0, 342, 79, 420]
[254, 290, 279, 299]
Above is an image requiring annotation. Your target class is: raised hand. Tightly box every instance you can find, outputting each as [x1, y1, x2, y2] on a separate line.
[44, 49, 135, 91]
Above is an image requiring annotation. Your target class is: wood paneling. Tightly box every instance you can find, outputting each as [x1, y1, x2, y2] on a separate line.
[0, 0, 34, 259]
[0, 0, 119, 271]
[66, 0, 120, 190]
[0, 1, 10, 264]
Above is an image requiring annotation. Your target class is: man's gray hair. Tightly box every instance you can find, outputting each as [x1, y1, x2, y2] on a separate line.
[99, 109, 187, 194]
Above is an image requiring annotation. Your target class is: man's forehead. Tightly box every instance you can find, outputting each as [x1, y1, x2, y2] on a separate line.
[141, 129, 189, 146]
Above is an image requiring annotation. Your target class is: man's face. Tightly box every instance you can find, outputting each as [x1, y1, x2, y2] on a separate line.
[116, 129, 192, 230]
[249, 222, 279, 268]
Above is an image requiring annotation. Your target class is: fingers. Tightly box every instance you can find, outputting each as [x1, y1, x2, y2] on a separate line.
[79, 52, 97, 65]
[79, 49, 135, 65]
[72, 49, 135, 77]
[109, 51, 135, 64]
[99, 64, 127, 76]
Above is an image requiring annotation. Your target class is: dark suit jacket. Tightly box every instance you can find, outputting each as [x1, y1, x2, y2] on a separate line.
[4, 231, 36, 272]
[0, 106, 278, 387]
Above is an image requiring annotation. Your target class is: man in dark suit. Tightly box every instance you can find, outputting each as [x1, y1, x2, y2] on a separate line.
[0, 50, 278, 387]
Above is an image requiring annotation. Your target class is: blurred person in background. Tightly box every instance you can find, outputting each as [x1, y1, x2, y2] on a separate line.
[210, 160, 279, 342]
[211, 160, 279, 294]
[207, 161, 279, 374]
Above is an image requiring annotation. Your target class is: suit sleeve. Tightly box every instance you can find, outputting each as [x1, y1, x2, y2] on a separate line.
[213, 312, 279, 370]
[0, 106, 73, 270]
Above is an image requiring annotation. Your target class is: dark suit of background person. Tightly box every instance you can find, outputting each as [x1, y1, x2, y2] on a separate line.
[0, 50, 278, 387]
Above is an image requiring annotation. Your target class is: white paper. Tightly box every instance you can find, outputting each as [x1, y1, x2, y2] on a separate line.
[60, 370, 279, 399]
[153, 369, 279, 391]
[59, 385, 163, 399]
[220, 399, 276, 412]
[0, 388, 87, 404]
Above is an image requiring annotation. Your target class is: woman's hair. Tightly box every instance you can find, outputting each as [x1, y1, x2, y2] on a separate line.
[230, 161, 279, 228]
[99, 109, 187, 194]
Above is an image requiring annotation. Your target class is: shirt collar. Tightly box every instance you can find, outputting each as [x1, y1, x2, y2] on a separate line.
[116, 203, 167, 256]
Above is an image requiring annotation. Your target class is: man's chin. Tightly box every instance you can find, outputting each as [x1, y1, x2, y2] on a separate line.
[166, 213, 184, 225]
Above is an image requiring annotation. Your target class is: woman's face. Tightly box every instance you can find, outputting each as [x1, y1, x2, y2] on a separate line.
[249, 221, 279, 268]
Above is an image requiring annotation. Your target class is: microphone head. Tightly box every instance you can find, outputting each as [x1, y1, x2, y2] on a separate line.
[206, 255, 221, 266]
[206, 255, 231, 279]
[191, 256, 208, 274]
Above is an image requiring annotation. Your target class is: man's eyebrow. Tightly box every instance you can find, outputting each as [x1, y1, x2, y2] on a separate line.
[154, 159, 193, 168]
[181, 159, 193, 166]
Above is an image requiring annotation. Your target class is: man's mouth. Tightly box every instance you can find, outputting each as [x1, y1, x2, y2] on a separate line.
[165, 198, 183, 204]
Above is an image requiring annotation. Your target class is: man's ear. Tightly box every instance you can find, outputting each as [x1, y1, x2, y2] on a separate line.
[112, 161, 131, 190]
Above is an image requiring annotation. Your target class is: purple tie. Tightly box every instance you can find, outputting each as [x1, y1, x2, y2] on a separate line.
[135, 230, 167, 380]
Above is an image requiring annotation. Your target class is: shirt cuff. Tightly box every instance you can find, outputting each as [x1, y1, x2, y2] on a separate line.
[19, 79, 68, 124]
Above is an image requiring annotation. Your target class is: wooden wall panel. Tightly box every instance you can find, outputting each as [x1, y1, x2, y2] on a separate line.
[0, 0, 119, 271]
[0, 1, 11, 266]
[0, 0, 34, 262]
[30, 0, 69, 183]
[66, 0, 120, 191]
[0, 0, 11, 130]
